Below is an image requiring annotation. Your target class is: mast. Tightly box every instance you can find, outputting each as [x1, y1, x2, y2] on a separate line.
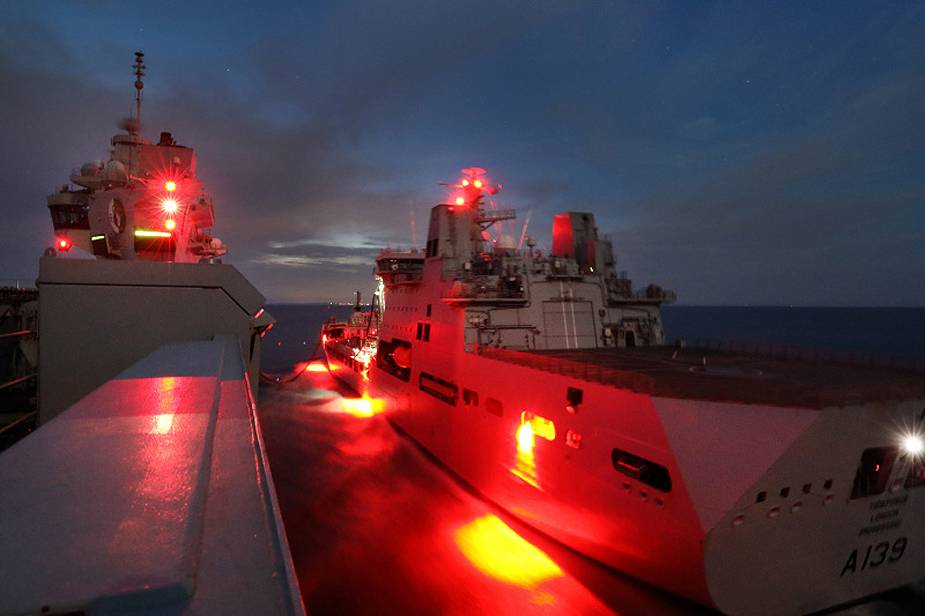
[132, 51, 145, 133]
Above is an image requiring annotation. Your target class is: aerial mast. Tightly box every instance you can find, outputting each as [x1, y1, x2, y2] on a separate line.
[132, 51, 145, 133]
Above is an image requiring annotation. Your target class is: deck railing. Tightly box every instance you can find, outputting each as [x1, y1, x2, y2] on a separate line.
[476, 346, 654, 394]
[676, 338, 925, 374]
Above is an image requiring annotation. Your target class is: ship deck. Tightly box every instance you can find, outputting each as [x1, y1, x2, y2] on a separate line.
[482, 346, 925, 409]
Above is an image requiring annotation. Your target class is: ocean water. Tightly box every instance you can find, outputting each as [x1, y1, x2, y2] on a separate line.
[261, 304, 925, 373]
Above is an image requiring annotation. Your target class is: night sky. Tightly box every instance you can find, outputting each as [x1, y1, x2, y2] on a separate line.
[1, 2, 922, 305]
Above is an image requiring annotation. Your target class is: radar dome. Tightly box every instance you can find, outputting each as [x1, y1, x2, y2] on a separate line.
[103, 160, 128, 185]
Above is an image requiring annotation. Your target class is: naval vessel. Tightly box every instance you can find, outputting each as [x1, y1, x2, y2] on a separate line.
[323, 168, 925, 615]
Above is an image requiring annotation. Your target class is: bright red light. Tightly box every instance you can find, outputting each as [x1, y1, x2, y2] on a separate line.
[162, 198, 179, 214]
[473, 179, 483, 189]
[56, 238, 71, 251]
[164, 180, 177, 192]
[455, 197, 465, 206]
[164, 219, 177, 230]
[461, 179, 470, 187]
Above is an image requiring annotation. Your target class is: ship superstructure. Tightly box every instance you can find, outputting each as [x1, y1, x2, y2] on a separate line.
[323, 168, 925, 615]
[47, 52, 225, 263]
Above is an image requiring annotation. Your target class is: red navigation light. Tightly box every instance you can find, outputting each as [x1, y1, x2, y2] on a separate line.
[164, 180, 177, 192]
[56, 237, 72, 252]
[455, 197, 465, 206]
[164, 219, 177, 230]
[461, 179, 470, 187]
[473, 179, 483, 189]
[162, 198, 179, 214]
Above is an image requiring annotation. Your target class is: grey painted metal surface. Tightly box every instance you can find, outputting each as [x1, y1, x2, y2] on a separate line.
[0, 336, 303, 615]
[37, 257, 271, 422]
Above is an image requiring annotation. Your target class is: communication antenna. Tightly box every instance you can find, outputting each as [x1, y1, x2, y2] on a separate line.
[410, 204, 417, 246]
[133, 51, 145, 131]
[518, 210, 532, 251]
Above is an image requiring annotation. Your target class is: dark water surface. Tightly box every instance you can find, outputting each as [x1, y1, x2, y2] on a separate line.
[258, 305, 925, 614]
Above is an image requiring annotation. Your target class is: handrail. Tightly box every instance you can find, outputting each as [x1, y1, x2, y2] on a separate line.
[676, 338, 925, 374]
[0, 374, 37, 392]
[477, 346, 654, 394]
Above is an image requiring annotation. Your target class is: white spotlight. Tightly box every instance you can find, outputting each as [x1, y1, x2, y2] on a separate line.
[902, 435, 924, 456]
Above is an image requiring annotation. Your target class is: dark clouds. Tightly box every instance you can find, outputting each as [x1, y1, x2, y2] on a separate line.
[0, 1, 922, 305]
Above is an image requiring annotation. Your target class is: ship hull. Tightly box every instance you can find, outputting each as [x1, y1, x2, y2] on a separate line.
[368, 350, 925, 615]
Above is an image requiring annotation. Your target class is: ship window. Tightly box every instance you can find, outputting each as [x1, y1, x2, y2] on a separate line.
[420, 372, 458, 406]
[567, 387, 583, 406]
[779, 487, 790, 498]
[423, 323, 431, 342]
[426, 304, 432, 317]
[850, 447, 898, 499]
[462, 388, 479, 406]
[611, 448, 672, 493]
[416, 322, 423, 340]
[755, 491, 767, 504]
[49, 203, 91, 229]
[485, 397, 503, 417]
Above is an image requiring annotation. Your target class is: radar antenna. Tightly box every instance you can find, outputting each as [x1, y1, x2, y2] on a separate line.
[132, 51, 145, 133]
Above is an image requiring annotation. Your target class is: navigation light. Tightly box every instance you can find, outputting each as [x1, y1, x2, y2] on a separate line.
[455, 197, 465, 206]
[56, 237, 72, 252]
[473, 179, 483, 189]
[164, 180, 177, 192]
[164, 219, 177, 230]
[461, 179, 470, 187]
[162, 198, 179, 214]
[903, 434, 924, 456]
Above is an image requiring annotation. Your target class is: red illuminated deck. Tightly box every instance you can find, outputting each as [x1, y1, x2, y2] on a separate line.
[479, 346, 925, 409]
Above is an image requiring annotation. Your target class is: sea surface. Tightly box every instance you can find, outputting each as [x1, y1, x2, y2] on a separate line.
[257, 304, 925, 614]
[262, 304, 925, 372]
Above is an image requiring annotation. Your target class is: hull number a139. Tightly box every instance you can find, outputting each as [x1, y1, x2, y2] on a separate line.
[840, 537, 907, 576]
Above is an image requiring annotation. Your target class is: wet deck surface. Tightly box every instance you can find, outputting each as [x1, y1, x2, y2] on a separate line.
[258, 368, 925, 615]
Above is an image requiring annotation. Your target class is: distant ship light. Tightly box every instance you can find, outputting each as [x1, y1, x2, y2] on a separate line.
[164, 180, 177, 192]
[164, 218, 177, 230]
[903, 434, 924, 456]
[161, 198, 179, 214]
[455, 197, 465, 206]
[461, 179, 470, 186]
[473, 179, 483, 189]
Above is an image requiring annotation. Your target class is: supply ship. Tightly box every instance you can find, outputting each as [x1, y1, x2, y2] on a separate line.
[323, 168, 925, 615]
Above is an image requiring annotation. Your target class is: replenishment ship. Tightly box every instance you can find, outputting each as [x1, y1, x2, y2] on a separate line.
[323, 168, 925, 615]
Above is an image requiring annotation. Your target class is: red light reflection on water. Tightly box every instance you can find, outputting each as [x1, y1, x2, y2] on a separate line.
[337, 393, 385, 418]
[455, 514, 563, 604]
